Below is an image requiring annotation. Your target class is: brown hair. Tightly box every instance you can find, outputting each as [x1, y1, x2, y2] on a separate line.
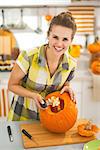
[47, 11, 77, 40]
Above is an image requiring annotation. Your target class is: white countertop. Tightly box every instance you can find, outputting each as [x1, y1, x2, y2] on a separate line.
[0, 119, 84, 150]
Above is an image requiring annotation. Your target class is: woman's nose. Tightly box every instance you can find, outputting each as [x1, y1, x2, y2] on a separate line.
[56, 40, 63, 47]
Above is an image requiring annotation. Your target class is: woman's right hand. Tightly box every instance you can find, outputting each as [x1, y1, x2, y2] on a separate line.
[32, 93, 46, 110]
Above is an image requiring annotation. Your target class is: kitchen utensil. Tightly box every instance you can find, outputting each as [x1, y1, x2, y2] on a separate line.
[12, 9, 26, 29]
[7, 125, 14, 142]
[20, 119, 96, 149]
[22, 129, 38, 145]
[83, 139, 100, 150]
[34, 9, 42, 34]
[40, 99, 47, 108]
[40, 97, 52, 108]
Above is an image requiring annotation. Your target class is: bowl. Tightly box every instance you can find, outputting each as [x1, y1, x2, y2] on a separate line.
[83, 140, 100, 150]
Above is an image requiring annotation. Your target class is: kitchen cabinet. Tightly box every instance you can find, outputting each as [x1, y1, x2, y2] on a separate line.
[82, 80, 100, 124]
[71, 72, 100, 125]
[81, 81, 93, 119]
[70, 69, 93, 119]
[70, 80, 82, 118]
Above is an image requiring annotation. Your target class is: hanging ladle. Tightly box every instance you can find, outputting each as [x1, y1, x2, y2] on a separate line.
[34, 9, 42, 34]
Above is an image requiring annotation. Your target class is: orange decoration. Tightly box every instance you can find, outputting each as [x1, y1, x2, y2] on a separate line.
[91, 60, 100, 74]
[40, 91, 78, 133]
[0, 28, 19, 60]
[77, 122, 99, 137]
[45, 15, 52, 21]
[87, 37, 100, 53]
[69, 45, 81, 58]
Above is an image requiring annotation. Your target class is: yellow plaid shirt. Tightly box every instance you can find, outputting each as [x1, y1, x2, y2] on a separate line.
[8, 44, 77, 121]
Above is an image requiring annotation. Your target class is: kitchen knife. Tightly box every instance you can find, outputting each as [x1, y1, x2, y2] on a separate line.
[22, 129, 38, 145]
[40, 97, 51, 108]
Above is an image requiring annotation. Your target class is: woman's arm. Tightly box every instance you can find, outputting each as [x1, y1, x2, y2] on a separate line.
[8, 63, 45, 109]
[60, 67, 76, 103]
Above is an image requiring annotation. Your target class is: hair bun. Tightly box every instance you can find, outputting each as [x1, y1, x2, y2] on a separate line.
[66, 11, 72, 16]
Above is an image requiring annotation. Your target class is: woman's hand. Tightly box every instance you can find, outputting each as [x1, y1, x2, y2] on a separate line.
[60, 85, 76, 103]
[32, 93, 47, 110]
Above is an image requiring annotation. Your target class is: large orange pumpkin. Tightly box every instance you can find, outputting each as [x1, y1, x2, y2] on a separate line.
[40, 91, 78, 133]
[91, 60, 100, 74]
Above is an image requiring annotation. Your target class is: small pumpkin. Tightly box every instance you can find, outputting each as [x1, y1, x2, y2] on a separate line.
[40, 91, 78, 133]
[45, 15, 52, 22]
[69, 45, 81, 58]
[88, 37, 100, 53]
[77, 121, 99, 137]
[91, 60, 100, 74]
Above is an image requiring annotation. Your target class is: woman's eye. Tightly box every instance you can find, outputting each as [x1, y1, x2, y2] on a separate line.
[63, 38, 68, 41]
[53, 36, 58, 39]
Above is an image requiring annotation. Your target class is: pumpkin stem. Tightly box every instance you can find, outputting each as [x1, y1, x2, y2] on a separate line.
[95, 36, 99, 43]
[84, 121, 92, 130]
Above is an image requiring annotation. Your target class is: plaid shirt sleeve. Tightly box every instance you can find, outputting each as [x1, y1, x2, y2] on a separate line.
[16, 51, 29, 74]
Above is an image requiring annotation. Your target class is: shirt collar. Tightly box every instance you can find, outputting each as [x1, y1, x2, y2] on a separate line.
[59, 53, 69, 70]
[37, 45, 47, 67]
[38, 45, 69, 70]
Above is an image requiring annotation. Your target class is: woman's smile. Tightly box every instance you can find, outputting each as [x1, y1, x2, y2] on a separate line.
[54, 46, 64, 52]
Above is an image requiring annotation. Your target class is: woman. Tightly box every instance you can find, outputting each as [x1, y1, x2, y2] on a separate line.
[8, 11, 77, 121]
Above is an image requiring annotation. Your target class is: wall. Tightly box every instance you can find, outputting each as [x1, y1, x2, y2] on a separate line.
[0, 6, 99, 51]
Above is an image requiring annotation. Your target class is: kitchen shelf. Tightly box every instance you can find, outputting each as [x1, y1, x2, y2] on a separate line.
[0, 1, 100, 8]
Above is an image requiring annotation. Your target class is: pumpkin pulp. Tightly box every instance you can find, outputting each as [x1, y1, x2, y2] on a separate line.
[50, 98, 64, 113]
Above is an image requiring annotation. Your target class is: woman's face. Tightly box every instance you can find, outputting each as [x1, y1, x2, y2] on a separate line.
[48, 25, 73, 57]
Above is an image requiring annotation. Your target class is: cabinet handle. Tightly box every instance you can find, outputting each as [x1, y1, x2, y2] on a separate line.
[88, 86, 93, 89]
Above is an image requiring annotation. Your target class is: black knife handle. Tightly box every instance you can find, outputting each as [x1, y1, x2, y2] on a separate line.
[22, 129, 32, 139]
[40, 99, 47, 108]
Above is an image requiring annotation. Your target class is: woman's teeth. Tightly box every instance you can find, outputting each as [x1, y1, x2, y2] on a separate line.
[55, 47, 63, 52]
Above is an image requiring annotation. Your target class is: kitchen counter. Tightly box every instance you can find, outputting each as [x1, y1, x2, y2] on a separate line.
[0, 120, 84, 150]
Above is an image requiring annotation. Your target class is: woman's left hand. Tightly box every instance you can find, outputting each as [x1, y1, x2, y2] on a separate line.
[60, 85, 76, 103]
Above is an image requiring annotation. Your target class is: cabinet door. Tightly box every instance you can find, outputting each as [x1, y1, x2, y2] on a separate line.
[81, 81, 100, 123]
[71, 81, 82, 118]
[75, 93, 82, 118]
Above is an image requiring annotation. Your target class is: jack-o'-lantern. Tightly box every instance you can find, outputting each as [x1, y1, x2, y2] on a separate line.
[40, 91, 78, 133]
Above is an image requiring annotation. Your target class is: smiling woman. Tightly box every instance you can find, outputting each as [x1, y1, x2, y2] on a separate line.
[7, 11, 77, 121]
